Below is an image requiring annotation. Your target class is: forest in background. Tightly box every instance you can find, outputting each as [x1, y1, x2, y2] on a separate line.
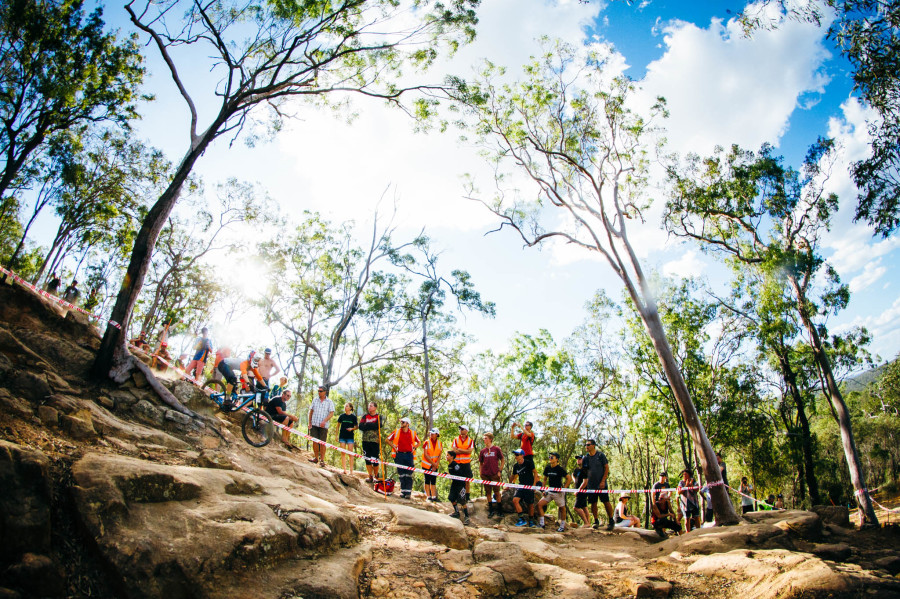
[1, 0, 898, 523]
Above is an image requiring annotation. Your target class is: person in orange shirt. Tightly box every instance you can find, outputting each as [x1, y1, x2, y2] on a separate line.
[421, 428, 443, 502]
[388, 417, 420, 499]
[452, 425, 475, 502]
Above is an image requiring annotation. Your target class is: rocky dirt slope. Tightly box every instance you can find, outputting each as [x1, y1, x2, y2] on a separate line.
[1, 280, 899, 599]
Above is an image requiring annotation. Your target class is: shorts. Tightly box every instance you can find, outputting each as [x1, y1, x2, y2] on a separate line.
[271, 413, 288, 423]
[455, 462, 473, 478]
[481, 473, 501, 495]
[309, 425, 328, 442]
[339, 437, 355, 445]
[449, 480, 467, 504]
[192, 349, 209, 361]
[652, 517, 681, 533]
[586, 481, 608, 504]
[574, 492, 588, 509]
[682, 504, 700, 519]
[363, 441, 380, 463]
[541, 491, 566, 506]
[424, 472, 437, 486]
[217, 361, 237, 385]
[742, 504, 754, 514]
[514, 488, 535, 505]
[615, 519, 633, 528]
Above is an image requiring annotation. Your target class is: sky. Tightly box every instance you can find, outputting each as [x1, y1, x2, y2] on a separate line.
[26, 0, 900, 368]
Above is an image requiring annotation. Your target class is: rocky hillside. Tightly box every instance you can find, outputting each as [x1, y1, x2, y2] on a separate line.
[1, 279, 899, 599]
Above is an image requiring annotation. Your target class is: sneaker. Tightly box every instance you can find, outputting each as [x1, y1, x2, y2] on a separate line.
[528, 519, 536, 528]
[515, 517, 528, 527]
[606, 521, 615, 531]
[487, 504, 494, 517]
[463, 516, 471, 526]
[401, 493, 411, 499]
[557, 523, 566, 533]
[592, 520, 600, 530]
[432, 497, 441, 503]
[450, 511, 460, 519]
[538, 517, 545, 527]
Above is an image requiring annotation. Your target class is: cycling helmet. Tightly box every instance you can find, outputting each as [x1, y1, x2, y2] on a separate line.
[248, 350, 261, 367]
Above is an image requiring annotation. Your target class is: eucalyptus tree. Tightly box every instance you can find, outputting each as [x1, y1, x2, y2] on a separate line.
[0, 0, 144, 213]
[739, 0, 900, 236]
[392, 238, 495, 427]
[665, 141, 879, 525]
[91, 0, 482, 408]
[260, 211, 418, 392]
[135, 179, 265, 336]
[450, 39, 738, 523]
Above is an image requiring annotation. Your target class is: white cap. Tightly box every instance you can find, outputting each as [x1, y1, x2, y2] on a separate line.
[429, 428, 440, 435]
[400, 417, 411, 424]
[458, 424, 468, 431]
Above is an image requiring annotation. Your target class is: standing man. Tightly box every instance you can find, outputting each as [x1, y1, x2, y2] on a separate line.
[358, 402, 383, 483]
[421, 428, 443, 502]
[452, 425, 475, 502]
[257, 348, 281, 385]
[307, 385, 334, 467]
[677, 469, 702, 532]
[63, 279, 80, 305]
[478, 432, 505, 517]
[186, 327, 213, 381]
[537, 452, 572, 531]
[46, 273, 61, 294]
[579, 439, 615, 531]
[739, 477, 755, 514]
[572, 455, 590, 528]
[511, 449, 540, 527]
[716, 452, 729, 487]
[388, 417, 420, 499]
[511, 421, 536, 473]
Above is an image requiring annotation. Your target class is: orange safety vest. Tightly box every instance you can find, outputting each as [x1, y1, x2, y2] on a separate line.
[452, 435, 474, 463]
[387, 428, 420, 457]
[421, 438, 443, 468]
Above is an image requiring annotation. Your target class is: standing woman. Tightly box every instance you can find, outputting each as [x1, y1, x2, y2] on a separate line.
[358, 401, 382, 483]
[337, 402, 358, 473]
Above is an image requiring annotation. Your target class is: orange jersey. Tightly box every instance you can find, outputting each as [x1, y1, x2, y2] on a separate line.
[452, 435, 474, 463]
[421, 438, 443, 469]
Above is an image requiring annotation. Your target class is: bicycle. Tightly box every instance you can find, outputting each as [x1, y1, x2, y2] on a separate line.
[202, 379, 274, 447]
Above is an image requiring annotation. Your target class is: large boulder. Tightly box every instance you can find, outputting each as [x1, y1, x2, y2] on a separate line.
[71, 453, 359, 599]
[812, 505, 851, 528]
[378, 503, 468, 550]
[688, 549, 900, 599]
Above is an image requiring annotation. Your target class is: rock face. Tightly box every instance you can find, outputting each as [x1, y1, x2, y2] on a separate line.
[379, 503, 469, 550]
[688, 549, 900, 599]
[70, 453, 359, 599]
[0, 440, 52, 562]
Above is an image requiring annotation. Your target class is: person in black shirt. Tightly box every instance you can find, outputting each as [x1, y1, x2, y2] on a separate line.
[578, 439, 615, 531]
[447, 451, 471, 525]
[572, 455, 590, 528]
[336, 402, 358, 473]
[510, 449, 540, 527]
[537, 452, 573, 531]
[265, 390, 299, 447]
[651, 471, 669, 503]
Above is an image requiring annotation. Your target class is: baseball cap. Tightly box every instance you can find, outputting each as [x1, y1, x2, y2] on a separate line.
[549, 451, 560, 460]
[429, 428, 440, 435]
[400, 417, 411, 424]
[513, 449, 525, 456]
[660, 471, 668, 477]
[264, 347, 272, 353]
[620, 492, 630, 499]
[458, 424, 468, 431]
[575, 454, 583, 460]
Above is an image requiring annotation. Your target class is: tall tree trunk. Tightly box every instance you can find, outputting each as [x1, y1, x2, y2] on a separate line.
[91, 137, 211, 380]
[788, 276, 878, 526]
[639, 304, 740, 525]
[777, 350, 822, 505]
[421, 308, 434, 429]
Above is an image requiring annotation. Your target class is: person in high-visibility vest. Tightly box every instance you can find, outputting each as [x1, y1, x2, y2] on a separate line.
[421, 428, 443, 502]
[388, 417, 420, 499]
[451, 425, 475, 502]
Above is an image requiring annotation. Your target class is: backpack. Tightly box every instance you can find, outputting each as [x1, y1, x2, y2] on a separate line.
[374, 478, 395, 494]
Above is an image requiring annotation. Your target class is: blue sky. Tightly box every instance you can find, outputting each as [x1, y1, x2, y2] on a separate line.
[24, 0, 900, 367]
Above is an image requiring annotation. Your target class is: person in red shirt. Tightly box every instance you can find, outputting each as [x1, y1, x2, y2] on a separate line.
[479, 432, 505, 517]
[388, 417, 420, 499]
[511, 421, 536, 472]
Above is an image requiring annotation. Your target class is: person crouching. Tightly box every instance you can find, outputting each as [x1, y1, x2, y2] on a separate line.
[447, 450, 471, 525]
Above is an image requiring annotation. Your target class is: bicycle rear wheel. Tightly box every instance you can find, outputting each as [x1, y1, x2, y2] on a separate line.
[242, 409, 274, 447]
[202, 379, 227, 395]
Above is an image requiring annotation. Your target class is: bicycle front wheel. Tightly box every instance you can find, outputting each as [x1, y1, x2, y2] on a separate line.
[202, 378, 227, 395]
[241, 409, 274, 447]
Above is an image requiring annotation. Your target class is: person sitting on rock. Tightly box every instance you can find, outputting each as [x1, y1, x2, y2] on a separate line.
[447, 450, 471, 525]
[266, 389, 298, 447]
[651, 491, 681, 539]
[613, 492, 641, 528]
[537, 451, 571, 531]
[511, 449, 540, 528]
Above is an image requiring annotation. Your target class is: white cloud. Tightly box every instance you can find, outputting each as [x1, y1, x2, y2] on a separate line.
[662, 249, 706, 279]
[849, 260, 887, 293]
[838, 296, 900, 359]
[637, 7, 832, 156]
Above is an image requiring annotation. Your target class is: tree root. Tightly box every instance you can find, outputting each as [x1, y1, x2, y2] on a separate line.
[108, 343, 197, 418]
